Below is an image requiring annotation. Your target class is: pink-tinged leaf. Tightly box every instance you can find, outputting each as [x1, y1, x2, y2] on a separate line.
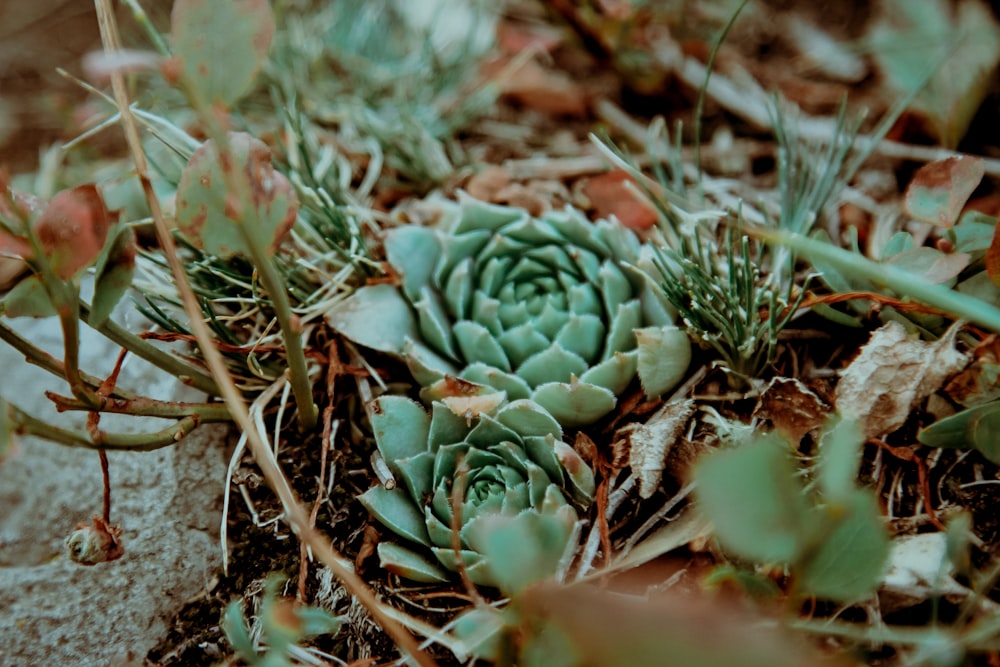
[175, 132, 297, 258]
[0, 187, 42, 259]
[34, 185, 116, 280]
[170, 0, 275, 107]
[904, 156, 984, 227]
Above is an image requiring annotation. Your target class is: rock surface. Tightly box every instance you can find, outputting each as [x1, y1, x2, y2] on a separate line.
[0, 314, 228, 667]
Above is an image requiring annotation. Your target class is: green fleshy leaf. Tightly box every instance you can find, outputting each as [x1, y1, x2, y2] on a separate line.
[532, 379, 617, 427]
[798, 491, 889, 602]
[431, 546, 495, 586]
[496, 400, 563, 440]
[428, 402, 473, 451]
[454, 320, 512, 371]
[499, 322, 552, 367]
[1, 275, 56, 319]
[326, 284, 418, 354]
[175, 132, 296, 258]
[377, 542, 450, 583]
[472, 291, 502, 336]
[89, 224, 137, 327]
[461, 364, 532, 400]
[414, 288, 458, 360]
[395, 452, 436, 506]
[919, 400, 1000, 464]
[466, 512, 575, 596]
[817, 418, 864, 504]
[518, 344, 588, 387]
[605, 300, 642, 354]
[425, 505, 460, 549]
[465, 415, 520, 449]
[358, 486, 430, 546]
[635, 326, 691, 399]
[371, 396, 431, 466]
[553, 440, 596, 506]
[599, 261, 634, 314]
[581, 350, 638, 394]
[404, 338, 456, 386]
[695, 435, 814, 564]
[444, 257, 475, 320]
[453, 191, 525, 234]
[533, 302, 570, 339]
[170, 0, 274, 107]
[385, 225, 441, 301]
[554, 314, 605, 362]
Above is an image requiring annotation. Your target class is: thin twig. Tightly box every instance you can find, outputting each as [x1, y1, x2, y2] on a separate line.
[92, 3, 434, 663]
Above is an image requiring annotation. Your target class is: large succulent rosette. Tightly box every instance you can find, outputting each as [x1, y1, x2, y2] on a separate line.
[358, 394, 594, 587]
[329, 194, 690, 426]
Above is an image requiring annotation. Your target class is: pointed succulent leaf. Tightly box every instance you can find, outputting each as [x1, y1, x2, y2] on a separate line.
[496, 400, 563, 440]
[428, 402, 473, 451]
[327, 284, 418, 355]
[554, 314, 605, 360]
[414, 289, 458, 360]
[395, 453, 436, 505]
[532, 379, 617, 428]
[454, 320, 511, 371]
[581, 350, 638, 394]
[431, 546, 496, 586]
[553, 440, 596, 506]
[461, 363, 532, 400]
[404, 338, 456, 385]
[170, 0, 274, 108]
[635, 326, 691, 399]
[518, 344, 588, 387]
[359, 486, 430, 545]
[377, 542, 450, 583]
[385, 225, 442, 301]
[371, 396, 431, 466]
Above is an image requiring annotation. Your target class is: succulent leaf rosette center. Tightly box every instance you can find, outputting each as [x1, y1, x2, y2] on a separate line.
[330, 194, 691, 426]
[359, 396, 595, 587]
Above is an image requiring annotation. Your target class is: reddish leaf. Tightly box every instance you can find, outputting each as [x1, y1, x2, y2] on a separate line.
[903, 156, 984, 227]
[583, 170, 657, 232]
[34, 185, 116, 280]
[987, 219, 1000, 286]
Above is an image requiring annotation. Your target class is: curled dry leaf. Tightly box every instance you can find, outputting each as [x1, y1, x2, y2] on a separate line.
[622, 399, 695, 498]
[835, 321, 969, 439]
[752, 377, 828, 445]
[65, 516, 124, 566]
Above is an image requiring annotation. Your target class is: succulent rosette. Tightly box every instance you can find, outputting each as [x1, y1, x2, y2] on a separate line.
[329, 194, 690, 426]
[358, 393, 595, 586]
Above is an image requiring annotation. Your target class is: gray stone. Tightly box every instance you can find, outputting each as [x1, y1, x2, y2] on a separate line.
[0, 313, 228, 667]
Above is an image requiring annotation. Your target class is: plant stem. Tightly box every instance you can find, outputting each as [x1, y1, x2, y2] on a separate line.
[0, 320, 136, 399]
[79, 301, 221, 396]
[46, 391, 231, 421]
[753, 226, 1000, 333]
[8, 400, 200, 451]
[92, 3, 431, 663]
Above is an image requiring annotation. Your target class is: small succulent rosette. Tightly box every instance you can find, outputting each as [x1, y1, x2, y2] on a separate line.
[329, 194, 691, 426]
[358, 393, 595, 587]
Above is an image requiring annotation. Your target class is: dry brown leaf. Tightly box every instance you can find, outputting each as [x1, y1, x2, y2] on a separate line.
[752, 377, 828, 445]
[465, 166, 511, 202]
[835, 321, 968, 439]
[623, 399, 695, 498]
[487, 57, 588, 116]
[582, 169, 658, 232]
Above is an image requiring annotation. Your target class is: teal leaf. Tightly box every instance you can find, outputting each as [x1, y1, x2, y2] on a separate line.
[385, 226, 442, 301]
[798, 491, 889, 602]
[461, 364, 532, 400]
[919, 400, 1000, 464]
[454, 320, 511, 371]
[496, 400, 563, 440]
[466, 512, 575, 596]
[695, 435, 814, 564]
[358, 486, 430, 546]
[816, 417, 864, 504]
[1, 275, 56, 319]
[635, 326, 691, 399]
[89, 224, 137, 327]
[170, 0, 275, 107]
[518, 344, 588, 387]
[903, 157, 984, 227]
[532, 379, 617, 427]
[377, 542, 450, 583]
[326, 284, 417, 354]
[580, 350, 638, 395]
[371, 396, 431, 466]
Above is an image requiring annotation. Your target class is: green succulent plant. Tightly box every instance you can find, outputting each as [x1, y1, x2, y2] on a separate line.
[328, 194, 691, 426]
[358, 393, 595, 587]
